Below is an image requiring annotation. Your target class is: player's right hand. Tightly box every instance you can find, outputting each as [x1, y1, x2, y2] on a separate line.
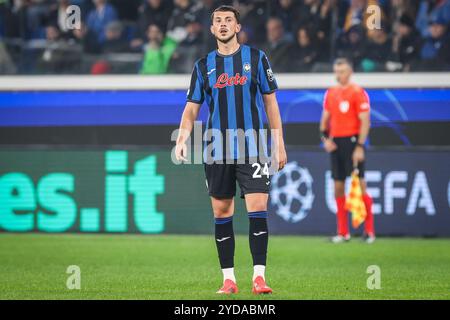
[175, 143, 188, 162]
[323, 139, 337, 153]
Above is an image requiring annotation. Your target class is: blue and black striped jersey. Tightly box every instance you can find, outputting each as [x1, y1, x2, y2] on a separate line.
[186, 45, 278, 162]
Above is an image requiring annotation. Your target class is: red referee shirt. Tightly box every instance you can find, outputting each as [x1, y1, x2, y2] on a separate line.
[323, 83, 370, 138]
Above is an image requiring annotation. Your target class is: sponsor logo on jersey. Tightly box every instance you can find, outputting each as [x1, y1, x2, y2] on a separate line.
[214, 73, 248, 89]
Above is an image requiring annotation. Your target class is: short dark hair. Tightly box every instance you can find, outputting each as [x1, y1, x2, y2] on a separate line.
[334, 57, 353, 69]
[211, 5, 240, 24]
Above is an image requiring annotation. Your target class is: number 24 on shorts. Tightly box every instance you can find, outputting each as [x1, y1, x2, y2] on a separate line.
[252, 163, 270, 179]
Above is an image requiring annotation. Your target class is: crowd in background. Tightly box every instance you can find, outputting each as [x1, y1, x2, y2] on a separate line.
[0, 0, 449, 74]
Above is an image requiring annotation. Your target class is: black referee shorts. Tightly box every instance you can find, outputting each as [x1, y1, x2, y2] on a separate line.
[204, 161, 271, 199]
[330, 135, 365, 181]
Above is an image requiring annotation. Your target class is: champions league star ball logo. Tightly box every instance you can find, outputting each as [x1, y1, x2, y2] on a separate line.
[270, 162, 315, 223]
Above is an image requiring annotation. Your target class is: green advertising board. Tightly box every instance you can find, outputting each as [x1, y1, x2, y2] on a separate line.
[0, 148, 249, 234]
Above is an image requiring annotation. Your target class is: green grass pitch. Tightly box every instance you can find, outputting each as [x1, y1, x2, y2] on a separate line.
[0, 234, 449, 300]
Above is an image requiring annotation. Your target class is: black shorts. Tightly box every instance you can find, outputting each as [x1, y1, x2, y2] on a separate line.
[204, 161, 271, 199]
[330, 135, 365, 181]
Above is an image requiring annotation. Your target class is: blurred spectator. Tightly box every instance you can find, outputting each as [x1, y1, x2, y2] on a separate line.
[237, 26, 253, 45]
[270, 0, 301, 37]
[2, 0, 29, 39]
[36, 24, 81, 73]
[387, 0, 419, 26]
[198, 0, 222, 53]
[236, 1, 268, 45]
[86, 0, 118, 44]
[416, 0, 450, 37]
[91, 59, 111, 74]
[132, 0, 174, 51]
[419, 16, 450, 70]
[169, 17, 203, 73]
[166, 0, 202, 42]
[131, 0, 173, 52]
[137, 0, 172, 37]
[44, 0, 74, 39]
[0, 41, 17, 74]
[0, 0, 449, 74]
[389, 13, 421, 71]
[103, 21, 130, 53]
[298, 0, 329, 28]
[140, 24, 177, 74]
[298, 0, 334, 61]
[109, 0, 140, 21]
[0, 0, 5, 37]
[343, 0, 368, 31]
[289, 26, 318, 72]
[71, 0, 93, 15]
[27, 0, 52, 39]
[361, 27, 392, 71]
[336, 25, 367, 70]
[262, 17, 292, 72]
[343, 0, 387, 32]
[73, 21, 102, 54]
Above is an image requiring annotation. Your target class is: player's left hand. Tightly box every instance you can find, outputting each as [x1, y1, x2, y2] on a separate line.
[277, 146, 287, 171]
[175, 142, 188, 163]
[352, 145, 365, 168]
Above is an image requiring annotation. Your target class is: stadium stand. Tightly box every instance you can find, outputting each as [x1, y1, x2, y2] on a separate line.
[0, 0, 449, 74]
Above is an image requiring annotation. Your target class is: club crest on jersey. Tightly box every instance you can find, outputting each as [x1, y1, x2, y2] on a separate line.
[243, 63, 251, 72]
[339, 100, 350, 113]
[214, 73, 248, 89]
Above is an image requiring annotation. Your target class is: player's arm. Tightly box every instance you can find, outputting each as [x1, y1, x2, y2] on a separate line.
[319, 109, 330, 137]
[320, 92, 337, 153]
[352, 110, 370, 166]
[176, 61, 204, 162]
[352, 90, 371, 166]
[263, 92, 287, 170]
[258, 52, 286, 170]
[175, 102, 201, 162]
[357, 111, 370, 145]
[358, 111, 370, 145]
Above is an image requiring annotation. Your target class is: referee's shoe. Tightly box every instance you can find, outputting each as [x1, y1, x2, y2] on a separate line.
[330, 234, 351, 243]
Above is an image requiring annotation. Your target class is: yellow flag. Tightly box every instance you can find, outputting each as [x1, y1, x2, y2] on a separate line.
[345, 171, 367, 228]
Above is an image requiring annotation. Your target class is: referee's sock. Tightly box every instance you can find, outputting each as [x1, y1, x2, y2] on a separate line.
[215, 216, 236, 282]
[248, 211, 269, 281]
[335, 196, 349, 236]
[363, 193, 375, 236]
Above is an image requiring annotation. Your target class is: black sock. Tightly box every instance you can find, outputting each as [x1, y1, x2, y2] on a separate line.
[248, 211, 269, 266]
[214, 217, 235, 269]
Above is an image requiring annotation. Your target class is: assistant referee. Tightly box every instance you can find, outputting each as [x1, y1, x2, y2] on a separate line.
[320, 58, 375, 244]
